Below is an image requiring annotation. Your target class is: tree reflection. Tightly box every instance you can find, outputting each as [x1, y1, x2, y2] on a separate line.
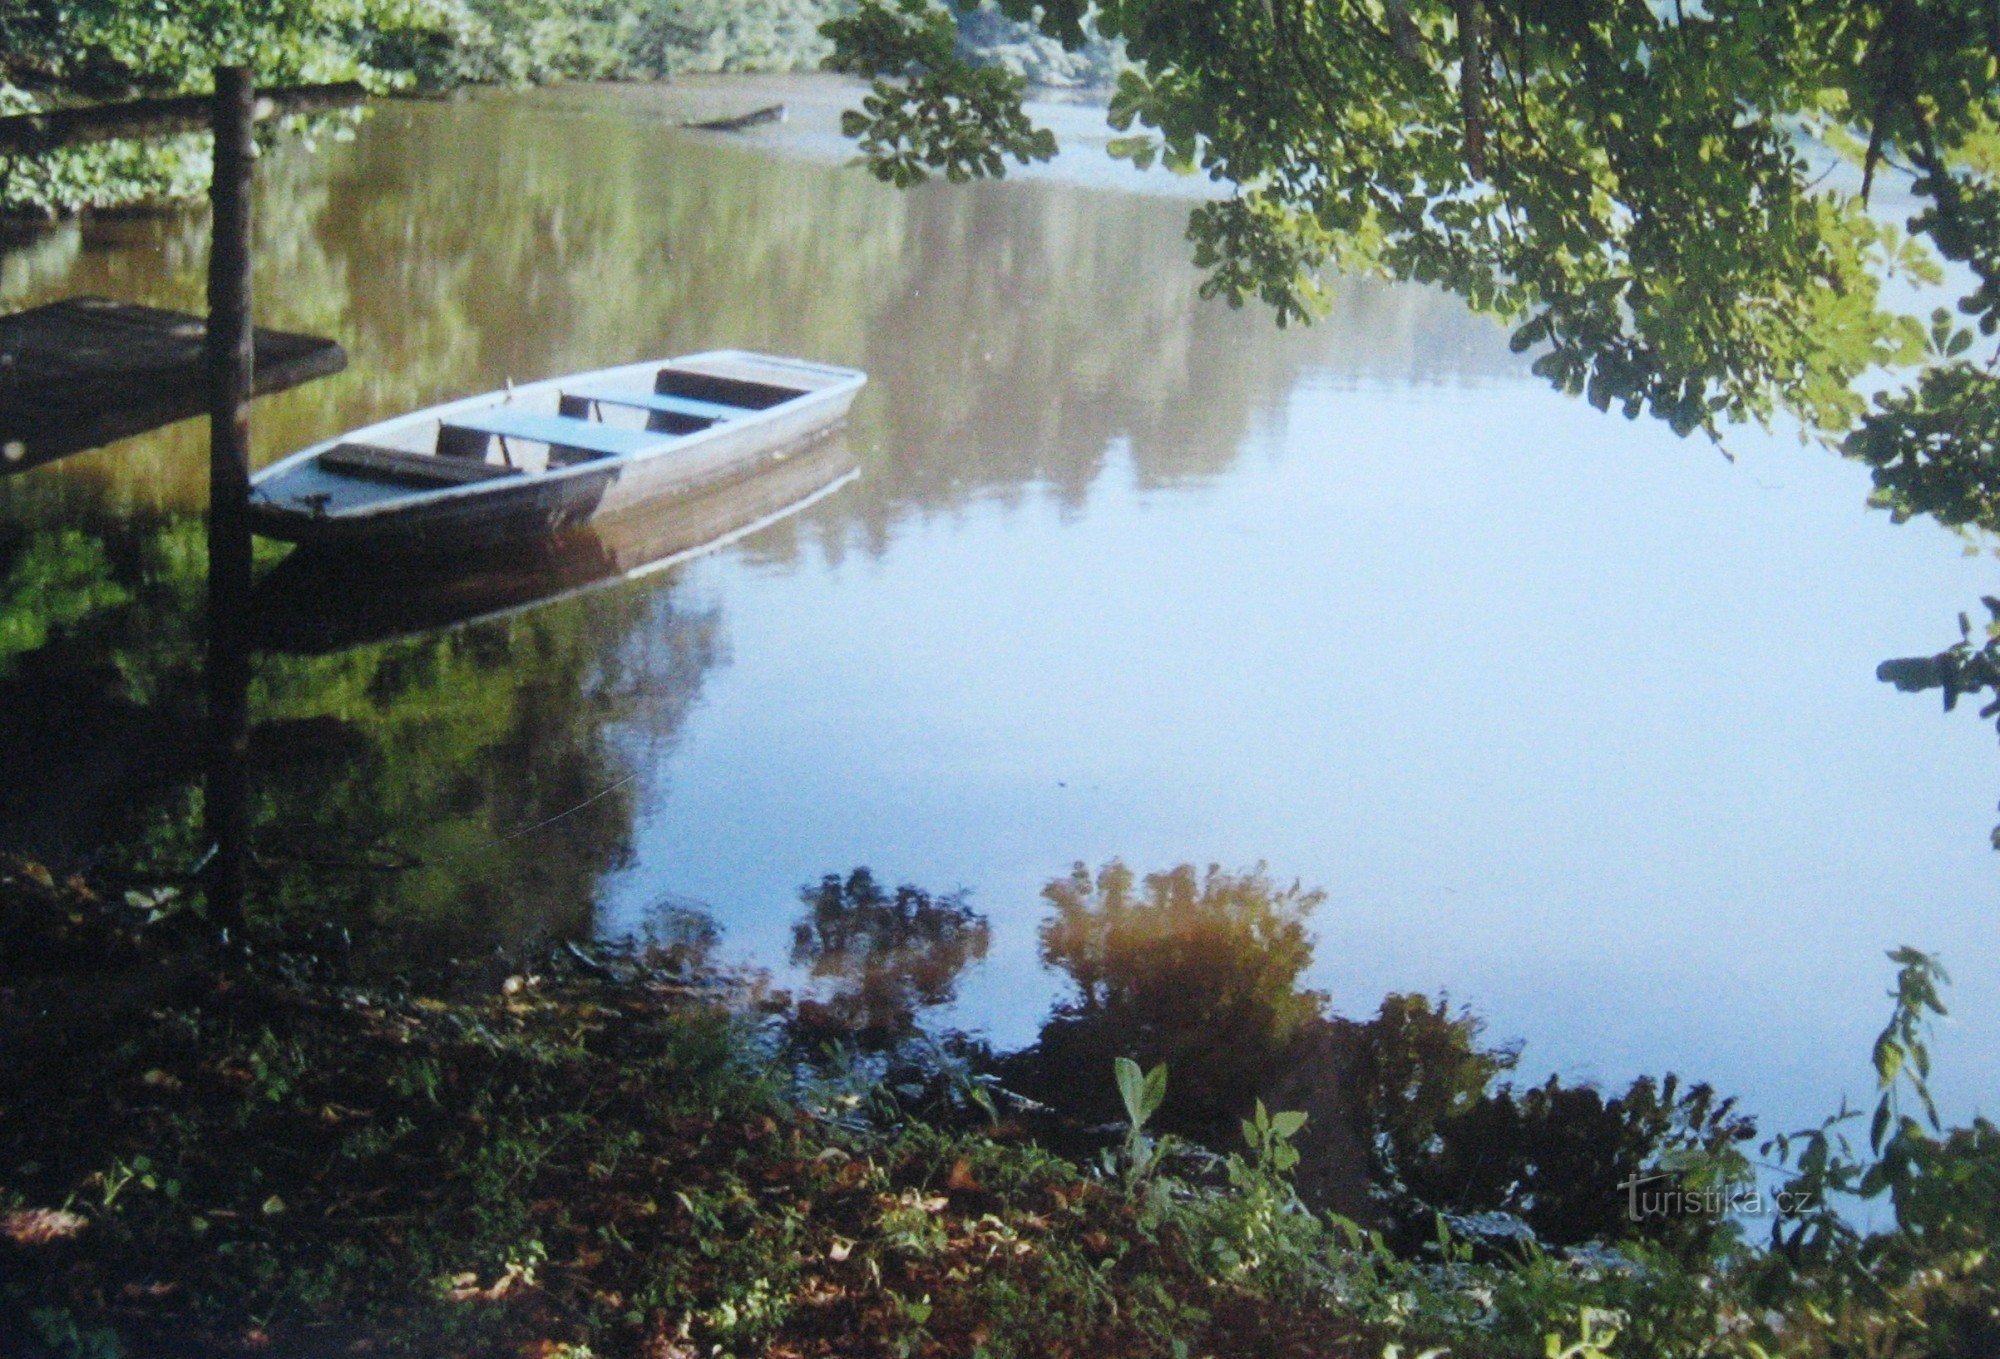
[0, 506, 727, 968]
[1006, 858, 1755, 1250]
[1024, 861, 1323, 1140]
[790, 867, 991, 1045]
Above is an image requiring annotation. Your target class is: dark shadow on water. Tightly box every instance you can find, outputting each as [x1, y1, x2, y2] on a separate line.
[790, 867, 991, 1047]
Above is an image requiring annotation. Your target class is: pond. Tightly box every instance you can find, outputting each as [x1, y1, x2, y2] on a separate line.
[1, 76, 1993, 1143]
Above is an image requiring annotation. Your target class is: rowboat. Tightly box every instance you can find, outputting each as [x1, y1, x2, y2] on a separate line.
[247, 350, 864, 555]
[252, 434, 858, 653]
[682, 103, 787, 132]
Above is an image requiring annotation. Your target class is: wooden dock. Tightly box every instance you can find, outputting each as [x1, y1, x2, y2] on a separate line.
[0, 296, 346, 473]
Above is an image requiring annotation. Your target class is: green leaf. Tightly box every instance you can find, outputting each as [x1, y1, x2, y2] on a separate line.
[1114, 1056, 1150, 1129]
[1140, 1062, 1168, 1122]
[1874, 1036, 1903, 1087]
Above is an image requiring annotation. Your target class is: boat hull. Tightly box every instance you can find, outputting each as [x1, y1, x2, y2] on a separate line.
[247, 351, 862, 557]
[253, 433, 859, 652]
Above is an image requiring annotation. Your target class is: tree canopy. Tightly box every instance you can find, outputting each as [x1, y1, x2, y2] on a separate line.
[829, 0, 2000, 513]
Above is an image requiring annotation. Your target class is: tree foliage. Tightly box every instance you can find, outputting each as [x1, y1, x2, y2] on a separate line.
[828, 0, 1997, 471]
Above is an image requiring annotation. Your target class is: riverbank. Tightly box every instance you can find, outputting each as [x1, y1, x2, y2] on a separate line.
[0, 860, 1372, 1358]
[4, 861, 1995, 1359]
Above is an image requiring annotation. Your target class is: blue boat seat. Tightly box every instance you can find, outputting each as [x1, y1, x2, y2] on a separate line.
[439, 407, 670, 465]
[562, 386, 743, 424]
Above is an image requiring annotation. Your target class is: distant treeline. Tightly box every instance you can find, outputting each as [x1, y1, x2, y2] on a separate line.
[0, 1, 1116, 214]
[382, 0, 849, 86]
[388, 0, 1116, 88]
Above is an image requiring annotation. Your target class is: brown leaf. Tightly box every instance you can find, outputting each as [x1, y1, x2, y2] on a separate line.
[641, 1315, 699, 1359]
[1, 1208, 87, 1245]
[945, 1158, 981, 1193]
[120, 1280, 180, 1300]
[446, 1262, 535, 1302]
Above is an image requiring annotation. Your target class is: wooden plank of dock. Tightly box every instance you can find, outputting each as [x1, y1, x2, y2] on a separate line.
[0, 295, 347, 472]
[0, 82, 365, 157]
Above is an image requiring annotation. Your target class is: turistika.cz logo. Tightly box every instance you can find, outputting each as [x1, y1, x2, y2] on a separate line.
[1618, 1172, 1817, 1220]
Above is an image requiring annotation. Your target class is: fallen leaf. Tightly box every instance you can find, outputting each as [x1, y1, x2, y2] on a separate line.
[120, 1280, 180, 1300]
[1, 1208, 87, 1245]
[446, 1262, 535, 1302]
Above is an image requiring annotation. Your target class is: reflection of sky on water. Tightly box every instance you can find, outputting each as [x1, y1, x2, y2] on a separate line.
[604, 370, 1997, 1139]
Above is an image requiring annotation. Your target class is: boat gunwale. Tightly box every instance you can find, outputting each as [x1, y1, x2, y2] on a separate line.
[249, 349, 865, 524]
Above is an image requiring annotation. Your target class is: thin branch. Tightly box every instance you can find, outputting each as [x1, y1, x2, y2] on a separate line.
[1453, 0, 1488, 178]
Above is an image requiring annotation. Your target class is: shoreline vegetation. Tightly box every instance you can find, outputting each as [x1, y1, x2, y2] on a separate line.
[2, 859, 1994, 1358]
[0, 1, 1119, 218]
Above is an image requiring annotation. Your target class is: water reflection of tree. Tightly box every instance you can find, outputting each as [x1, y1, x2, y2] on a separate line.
[0, 507, 726, 965]
[1030, 861, 1322, 1132]
[1007, 860, 1381, 1211]
[1007, 858, 1754, 1250]
[252, 581, 723, 961]
[790, 867, 990, 1044]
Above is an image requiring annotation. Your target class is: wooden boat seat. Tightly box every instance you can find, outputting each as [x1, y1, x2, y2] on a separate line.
[439, 408, 669, 463]
[320, 442, 522, 486]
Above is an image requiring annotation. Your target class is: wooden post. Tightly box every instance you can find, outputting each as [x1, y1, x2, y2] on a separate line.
[205, 66, 255, 935]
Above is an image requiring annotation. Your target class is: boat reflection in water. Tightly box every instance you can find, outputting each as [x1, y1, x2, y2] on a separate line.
[252, 432, 857, 653]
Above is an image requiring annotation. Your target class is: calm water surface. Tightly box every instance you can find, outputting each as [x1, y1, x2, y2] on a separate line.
[2, 81, 1994, 1138]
